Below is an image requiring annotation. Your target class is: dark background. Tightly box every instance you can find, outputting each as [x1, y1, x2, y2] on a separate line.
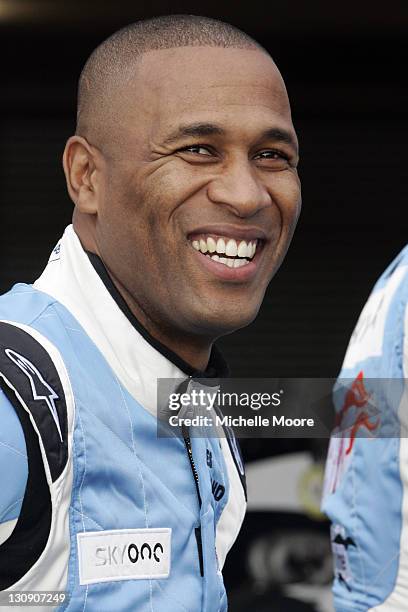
[1, 2, 407, 609]
[1, 1, 407, 378]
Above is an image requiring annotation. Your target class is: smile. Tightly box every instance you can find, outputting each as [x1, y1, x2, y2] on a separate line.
[190, 235, 258, 268]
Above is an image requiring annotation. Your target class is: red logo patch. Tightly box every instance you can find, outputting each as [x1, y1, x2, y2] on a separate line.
[323, 372, 381, 497]
[336, 371, 380, 455]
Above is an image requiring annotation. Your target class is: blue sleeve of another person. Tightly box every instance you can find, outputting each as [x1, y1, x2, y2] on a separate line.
[0, 389, 28, 539]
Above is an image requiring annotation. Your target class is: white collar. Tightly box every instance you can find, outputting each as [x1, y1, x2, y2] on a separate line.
[33, 225, 186, 417]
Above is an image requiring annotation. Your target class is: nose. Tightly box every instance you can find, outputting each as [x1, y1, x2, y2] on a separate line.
[207, 157, 272, 218]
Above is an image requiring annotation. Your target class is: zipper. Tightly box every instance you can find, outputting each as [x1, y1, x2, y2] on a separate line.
[183, 425, 204, 577]
[183, 430, 202, 507]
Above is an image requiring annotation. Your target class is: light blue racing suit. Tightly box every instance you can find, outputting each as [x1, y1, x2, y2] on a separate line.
[322, 245, 408, 611]
[0, 226, 247, 611]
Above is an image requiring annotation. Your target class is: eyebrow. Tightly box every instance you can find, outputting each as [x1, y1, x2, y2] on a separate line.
[260, 127, 298, 153]
[162, 123, 225, 145]
[162, 122, 298, 154]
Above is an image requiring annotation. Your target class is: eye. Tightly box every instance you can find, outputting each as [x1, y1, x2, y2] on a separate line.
[178, 145, 214, 156]
[254, 149, 289, 162]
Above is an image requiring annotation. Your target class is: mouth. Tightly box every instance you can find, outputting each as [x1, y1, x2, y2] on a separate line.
[191, 234, 259, 267]
[187, 229, 266, 281]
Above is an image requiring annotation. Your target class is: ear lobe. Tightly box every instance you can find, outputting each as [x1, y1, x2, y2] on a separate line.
[63, 136, 100, 214]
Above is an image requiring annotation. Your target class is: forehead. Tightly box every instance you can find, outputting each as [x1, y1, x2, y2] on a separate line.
[123, 47, 293, 139]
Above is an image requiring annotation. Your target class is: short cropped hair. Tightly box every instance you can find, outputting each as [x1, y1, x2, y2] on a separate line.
[76, 15, 266, 145]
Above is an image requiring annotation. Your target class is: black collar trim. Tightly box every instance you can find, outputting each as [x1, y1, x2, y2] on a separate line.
[86, 251, 229, 378]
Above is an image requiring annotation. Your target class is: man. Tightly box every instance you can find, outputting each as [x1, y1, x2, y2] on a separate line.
[322, 245, 408, 611]
[0, 15, 301, 610]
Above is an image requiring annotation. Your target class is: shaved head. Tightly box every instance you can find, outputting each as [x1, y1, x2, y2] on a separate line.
[76, 15, 269, 149]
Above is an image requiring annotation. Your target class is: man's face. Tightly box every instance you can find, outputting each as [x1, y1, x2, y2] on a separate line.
[93, 46, 301, 338]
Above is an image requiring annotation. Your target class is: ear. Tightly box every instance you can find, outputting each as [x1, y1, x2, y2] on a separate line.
[63, 136, 102, 214]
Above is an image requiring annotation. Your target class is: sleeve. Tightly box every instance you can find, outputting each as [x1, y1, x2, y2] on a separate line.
[0, 388, 28, 545]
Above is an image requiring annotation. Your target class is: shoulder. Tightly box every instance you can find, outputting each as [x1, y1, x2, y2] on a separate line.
[0, 283, 58, 325]
[0, 318, 71, 484]
[342, 245, 408, 374]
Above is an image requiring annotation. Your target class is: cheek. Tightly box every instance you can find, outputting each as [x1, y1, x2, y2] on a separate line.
[117, 178, 182, 265]
[145, 159, 212, 210]
[270, 172, 302, 229]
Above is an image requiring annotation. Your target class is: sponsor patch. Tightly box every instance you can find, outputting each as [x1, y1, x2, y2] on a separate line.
[323, 372, 380, 498]
[77, 528, 171, 585]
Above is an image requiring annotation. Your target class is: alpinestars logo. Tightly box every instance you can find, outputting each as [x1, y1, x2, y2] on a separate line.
[5, 349, 63, 442]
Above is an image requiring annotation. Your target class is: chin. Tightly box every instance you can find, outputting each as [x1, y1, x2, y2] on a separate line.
[190, 303, 261, 337]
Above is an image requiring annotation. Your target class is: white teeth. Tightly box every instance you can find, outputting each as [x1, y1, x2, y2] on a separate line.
[192, 236, 259, 258]
[216, 238, 226, 254]
[200, 239, 208, 253]
[237, 241, 248, 257]
[207, 236, 216, 253]
[225, 239, 238, 257]
[209, 255, 250, 268]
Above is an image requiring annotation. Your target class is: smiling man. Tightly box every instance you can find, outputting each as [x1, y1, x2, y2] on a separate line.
[0, 15, 301, 611]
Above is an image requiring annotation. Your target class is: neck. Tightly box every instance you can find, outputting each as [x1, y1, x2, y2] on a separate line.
[73, 216, 214, 372]
[74, 227, 213, 373]
[108, 270, 213, 371]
